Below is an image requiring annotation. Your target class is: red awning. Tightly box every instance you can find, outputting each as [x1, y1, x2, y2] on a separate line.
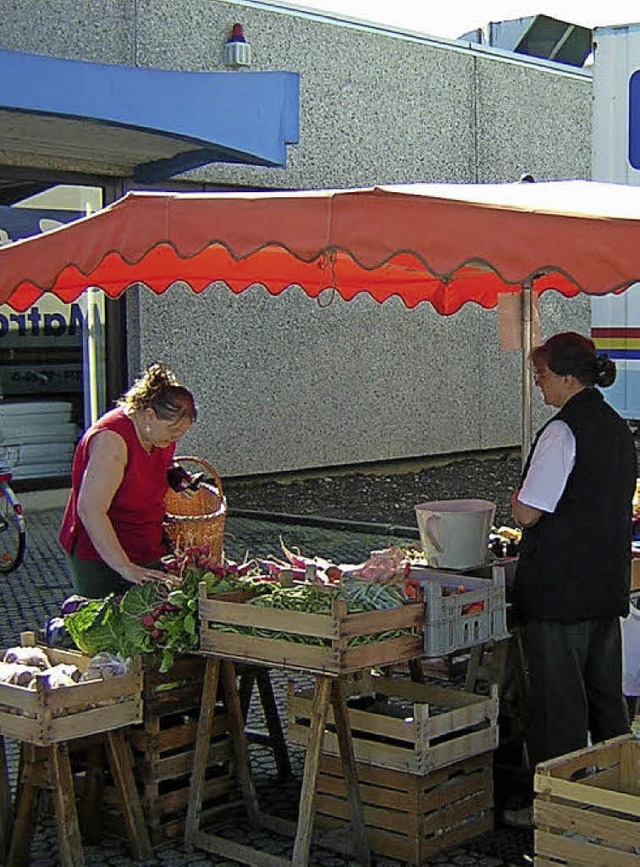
[3, 180, 640, 313]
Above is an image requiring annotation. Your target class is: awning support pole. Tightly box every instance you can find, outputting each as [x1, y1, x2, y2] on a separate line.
[521, 280, 533, 470]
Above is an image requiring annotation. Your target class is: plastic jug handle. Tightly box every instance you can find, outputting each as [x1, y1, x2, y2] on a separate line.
[424, 514, 444, 552]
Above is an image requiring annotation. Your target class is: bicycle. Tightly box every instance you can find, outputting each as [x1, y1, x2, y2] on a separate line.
[0, 445, 26, 572]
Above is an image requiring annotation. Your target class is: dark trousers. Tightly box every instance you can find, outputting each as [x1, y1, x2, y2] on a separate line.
[66, 553, 164, 599]
[524, 617, 630, 767]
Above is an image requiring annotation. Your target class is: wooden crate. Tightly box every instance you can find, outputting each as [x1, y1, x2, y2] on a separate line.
[288, 673, 498, 774]
[199, 583, 424, 675]
[0, 640, 142, 746]
[99, 654, 237, 847]
[534, 734, 640, 866]
[315, 751, 494, 865]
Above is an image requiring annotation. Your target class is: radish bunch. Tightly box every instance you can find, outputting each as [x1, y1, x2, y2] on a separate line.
[162, 544, 216, 576]
[141, 599, 180, 641]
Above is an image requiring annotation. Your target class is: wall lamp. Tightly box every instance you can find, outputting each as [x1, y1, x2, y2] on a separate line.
[225, 23, 251, 68]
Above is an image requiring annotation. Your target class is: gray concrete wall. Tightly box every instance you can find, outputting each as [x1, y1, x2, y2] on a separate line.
[0, 0, 592, 475]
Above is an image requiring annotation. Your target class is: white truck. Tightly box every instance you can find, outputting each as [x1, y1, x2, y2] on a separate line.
[592, 23, 640, 420]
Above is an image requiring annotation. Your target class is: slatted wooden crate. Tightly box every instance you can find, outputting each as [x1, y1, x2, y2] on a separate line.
[0, 639, 142, 746]
[315, 751, 494, 865]
[199, 583, 424, 675]
[92, 654, 237, 847]
[534, 734, 640, 866]
[288, 673, 499, 774]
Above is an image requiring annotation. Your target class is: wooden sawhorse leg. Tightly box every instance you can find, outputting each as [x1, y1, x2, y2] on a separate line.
[239, 666, 291, 780]
[185, 658, 260, 857]
[8, 742, 84, 867]
[105, 730, 152, 861]
[464, 640, 510, 694]
[292, 676, 370, 867]
[0, 735, 13, 862]
[77, 741, 104, 845]
[185, 656, 220, 847]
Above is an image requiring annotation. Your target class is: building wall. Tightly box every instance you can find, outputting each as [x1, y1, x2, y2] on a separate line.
[0, 0, 592, 475]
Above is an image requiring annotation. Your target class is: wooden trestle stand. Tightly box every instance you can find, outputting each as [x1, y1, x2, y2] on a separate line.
[7, 729, 151, 867]
[185, 657, 371, 867]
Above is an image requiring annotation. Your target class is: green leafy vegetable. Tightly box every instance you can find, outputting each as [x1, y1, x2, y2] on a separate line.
[65, 583, 164, 660]
[65, 595, 120, 657]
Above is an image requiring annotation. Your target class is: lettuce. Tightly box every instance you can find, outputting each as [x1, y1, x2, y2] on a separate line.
[65, 595, 120, 657]
[65, 583, 163, 659]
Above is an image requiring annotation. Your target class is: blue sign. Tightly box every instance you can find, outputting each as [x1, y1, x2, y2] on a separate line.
[629, 71, 640, 169]
[0, 205, 82, 245]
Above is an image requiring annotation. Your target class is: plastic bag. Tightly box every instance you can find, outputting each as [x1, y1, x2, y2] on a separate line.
[621, 604, 640, 697]
[81, 651, 130, 681]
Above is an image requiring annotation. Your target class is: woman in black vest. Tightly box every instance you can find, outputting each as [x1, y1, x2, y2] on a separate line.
[511, 332, 636, 772]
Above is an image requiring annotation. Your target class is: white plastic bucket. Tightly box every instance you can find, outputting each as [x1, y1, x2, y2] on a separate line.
[414, 499, 496, 570]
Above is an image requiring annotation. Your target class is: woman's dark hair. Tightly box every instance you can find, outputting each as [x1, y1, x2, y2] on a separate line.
[118, 363, 198, 422]
[530, 332, 616, 388]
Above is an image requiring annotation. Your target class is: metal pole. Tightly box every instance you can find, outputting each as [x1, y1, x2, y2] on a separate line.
[521, 280, 533, 469]
[81, 202, 106, 427]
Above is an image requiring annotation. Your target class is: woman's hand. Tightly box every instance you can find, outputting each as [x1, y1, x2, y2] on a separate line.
[119, 563, 168, 585]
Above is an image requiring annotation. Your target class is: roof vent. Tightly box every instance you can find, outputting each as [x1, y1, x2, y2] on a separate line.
[461, 14, 592, 68]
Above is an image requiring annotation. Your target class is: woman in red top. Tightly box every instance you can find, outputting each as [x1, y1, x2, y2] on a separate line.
[60, 363, 197, 597]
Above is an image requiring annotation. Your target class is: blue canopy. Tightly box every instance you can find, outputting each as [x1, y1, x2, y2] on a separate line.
[0, 48, 299, 181]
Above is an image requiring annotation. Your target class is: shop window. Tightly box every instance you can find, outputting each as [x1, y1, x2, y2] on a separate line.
[0, 185, 103, 484]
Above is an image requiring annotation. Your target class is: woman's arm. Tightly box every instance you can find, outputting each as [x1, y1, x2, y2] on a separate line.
[511, 490, 543, 528]
[76, 430, 166, 584]
[510, 421, 576, 529]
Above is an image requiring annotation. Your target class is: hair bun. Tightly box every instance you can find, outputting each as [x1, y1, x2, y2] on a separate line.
[144, 363, 178, 392]
[595, 353, 617, 388]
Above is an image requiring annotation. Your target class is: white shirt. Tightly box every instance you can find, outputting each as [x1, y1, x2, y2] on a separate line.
[519, 420, 576, 513]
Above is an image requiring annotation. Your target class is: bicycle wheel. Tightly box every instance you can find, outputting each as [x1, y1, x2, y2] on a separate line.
[0, 482, 26, 573]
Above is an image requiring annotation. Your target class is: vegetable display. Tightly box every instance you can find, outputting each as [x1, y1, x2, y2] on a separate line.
[211, 543, 419, 648]
[64, 546, 267, 672]
[0, 645, 129, 689]
[61, 542, 421, 670]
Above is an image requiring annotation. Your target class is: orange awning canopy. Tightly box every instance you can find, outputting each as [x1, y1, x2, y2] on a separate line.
[2, 180, 640, 313]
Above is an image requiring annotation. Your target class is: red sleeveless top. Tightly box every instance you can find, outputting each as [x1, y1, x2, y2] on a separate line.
[59, 407, 176, 564]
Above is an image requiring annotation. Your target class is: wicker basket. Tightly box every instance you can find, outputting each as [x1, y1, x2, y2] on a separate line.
[163, 456, 227, 562]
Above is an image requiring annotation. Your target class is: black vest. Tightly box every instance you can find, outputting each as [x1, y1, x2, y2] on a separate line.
[515, 388, 636, 621]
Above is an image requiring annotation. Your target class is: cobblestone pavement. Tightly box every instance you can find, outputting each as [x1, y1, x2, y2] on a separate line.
[0, 507, 533, 866]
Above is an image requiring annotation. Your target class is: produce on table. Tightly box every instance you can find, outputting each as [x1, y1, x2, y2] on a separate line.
[401, 525, 521, 567]
[213, 543, 421, 648]
[0, 662, 41, 686]
[59, 594, 90, 616]
[37, 663, 82, 689]
[64, 546, 267, 673]
[84, 651, 129, 680]
[0, 646, 123, 689]
[3, 645, 50, 669]
[488, 526, 521, 558]
[61, 542, 423, 668]
[44, 616, 75, 649]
